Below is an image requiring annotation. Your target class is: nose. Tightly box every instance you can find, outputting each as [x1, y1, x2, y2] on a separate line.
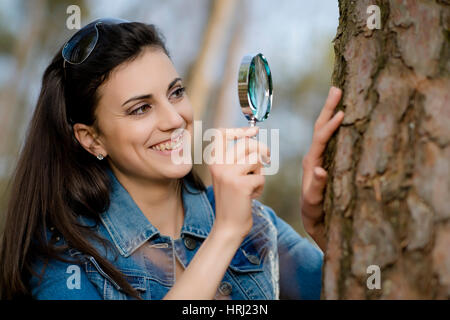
[157, 99, 185, 131]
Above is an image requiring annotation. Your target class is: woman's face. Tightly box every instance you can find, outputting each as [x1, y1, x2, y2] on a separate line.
[83, 47, 194, 181]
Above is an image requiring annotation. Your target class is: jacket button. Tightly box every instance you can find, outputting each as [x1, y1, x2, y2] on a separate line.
[183, 237, 197, 250]
[247, 254, 260, 265]
[219, 282, 232, 295]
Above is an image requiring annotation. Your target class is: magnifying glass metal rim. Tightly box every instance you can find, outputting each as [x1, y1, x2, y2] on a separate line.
[238, 53, 273, 125]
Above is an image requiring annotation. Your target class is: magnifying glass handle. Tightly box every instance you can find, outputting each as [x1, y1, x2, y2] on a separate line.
[248, 118, 257, 127]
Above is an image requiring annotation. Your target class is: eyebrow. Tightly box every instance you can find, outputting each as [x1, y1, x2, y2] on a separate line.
[121, 77, 183, 107]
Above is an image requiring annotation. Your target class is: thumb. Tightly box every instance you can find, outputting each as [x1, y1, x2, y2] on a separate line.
[305, 167, 328, 205]
[312, 166, 327, 190]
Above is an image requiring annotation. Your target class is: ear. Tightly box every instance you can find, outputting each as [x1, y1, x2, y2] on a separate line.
[73, 123, 107, 159]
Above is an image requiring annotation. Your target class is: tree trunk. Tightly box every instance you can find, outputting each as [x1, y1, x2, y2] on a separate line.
[322, 0, 450, 299]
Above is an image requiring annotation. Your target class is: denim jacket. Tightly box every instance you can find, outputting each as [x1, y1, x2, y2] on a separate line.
[29, 169, 323, 300]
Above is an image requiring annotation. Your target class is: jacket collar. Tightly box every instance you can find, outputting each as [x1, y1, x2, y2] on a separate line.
[100, 168, 214, 258]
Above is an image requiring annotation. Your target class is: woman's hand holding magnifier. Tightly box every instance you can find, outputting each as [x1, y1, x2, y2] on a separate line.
[208, 127, 271, 241]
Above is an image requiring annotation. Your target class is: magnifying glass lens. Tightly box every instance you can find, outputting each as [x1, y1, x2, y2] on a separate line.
[248, 55, 271, 121]
[238, 53, 272, 124]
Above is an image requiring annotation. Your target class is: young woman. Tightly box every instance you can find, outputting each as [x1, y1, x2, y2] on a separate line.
[0, 19, 344, 300]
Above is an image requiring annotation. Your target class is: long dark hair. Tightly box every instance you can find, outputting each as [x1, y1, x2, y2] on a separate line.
[0, 21, 205, 300]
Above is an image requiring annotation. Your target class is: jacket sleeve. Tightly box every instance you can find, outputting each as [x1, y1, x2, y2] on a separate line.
[206, 185, 323, 299]
[262, 203, 324, 300]
[29, 256, 102, 300]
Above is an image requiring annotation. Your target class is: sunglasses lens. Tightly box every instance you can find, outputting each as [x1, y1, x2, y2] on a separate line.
[62, 25, 98, 64]
[62, 18, 130, 65]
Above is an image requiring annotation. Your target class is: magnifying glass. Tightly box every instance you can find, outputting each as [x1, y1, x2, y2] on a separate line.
[237, 53, 273, 169]
[238, 53, 273, 127]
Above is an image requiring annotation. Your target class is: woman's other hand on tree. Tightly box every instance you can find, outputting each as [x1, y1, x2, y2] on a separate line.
[301, 86, 344, 251]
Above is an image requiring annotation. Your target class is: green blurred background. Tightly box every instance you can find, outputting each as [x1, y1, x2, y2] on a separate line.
[0, 0, 339, 239]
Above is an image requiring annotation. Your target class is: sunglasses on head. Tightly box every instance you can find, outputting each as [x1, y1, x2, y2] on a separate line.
[62, 17, 130, 68]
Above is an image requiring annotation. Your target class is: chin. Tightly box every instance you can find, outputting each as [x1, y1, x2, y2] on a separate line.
[160, 163, 193, 179]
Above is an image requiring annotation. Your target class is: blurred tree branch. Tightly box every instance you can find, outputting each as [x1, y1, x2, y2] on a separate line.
[185, 0, 239, 121]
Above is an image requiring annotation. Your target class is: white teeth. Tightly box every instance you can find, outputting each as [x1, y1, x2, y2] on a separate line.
[151, 133, 183, 151]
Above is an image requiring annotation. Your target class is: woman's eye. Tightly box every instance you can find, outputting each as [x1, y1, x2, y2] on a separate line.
[129, 87, 185, 116]
[171, 86, 186, 99]
[130, 104, 151, 116]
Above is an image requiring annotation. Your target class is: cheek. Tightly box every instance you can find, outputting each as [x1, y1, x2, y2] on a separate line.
[179, 101, 194, 141]
[106, 121, 154, 150]
[180, 98, 194, 123]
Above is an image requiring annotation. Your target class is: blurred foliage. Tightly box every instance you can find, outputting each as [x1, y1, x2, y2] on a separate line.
[0, 29, 13, 54]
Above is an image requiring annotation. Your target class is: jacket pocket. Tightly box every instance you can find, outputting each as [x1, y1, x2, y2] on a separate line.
[229, 202, 277, 272]
[227, 239, 277, 299]
[83, 255, 149, 300]
[228, 243, 265, 273]
[227, 203, 280, 299]
[103, 271, 148, 300]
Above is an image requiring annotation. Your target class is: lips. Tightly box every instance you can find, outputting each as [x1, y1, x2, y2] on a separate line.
[150, 132, 183, 148]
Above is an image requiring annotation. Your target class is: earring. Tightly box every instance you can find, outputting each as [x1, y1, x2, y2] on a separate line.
[97, 154, 104, 160]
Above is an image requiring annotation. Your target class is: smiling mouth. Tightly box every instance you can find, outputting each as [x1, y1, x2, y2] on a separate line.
[150, 132, 184, 151]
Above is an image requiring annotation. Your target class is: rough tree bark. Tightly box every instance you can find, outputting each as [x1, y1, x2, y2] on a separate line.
[322, 0, 450, 299]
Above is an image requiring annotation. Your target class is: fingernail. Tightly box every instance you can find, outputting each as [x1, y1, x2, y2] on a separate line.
[258, 153, 270, 164]
[332, 86, 341, 92]
[261, 156, 271, 166]
[331, 87, 343, 98]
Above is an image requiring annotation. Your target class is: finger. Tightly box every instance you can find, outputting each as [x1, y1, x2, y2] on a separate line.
[301, 159, 313, 193]
[225, 126, 259, 140]
[250, 155, 266, 176]
[236, 152, 265, 175]
[213, 127, 258, 160]
[244, 174, 265, 198]
[232, 138, 271, 165]
[309, 110, 344, 161]
[302, 164, 323, 196]
[314, 87, 342, 130]
[250, 182, 265, 199]
[304, 167, 328, 206]
[301, 154, 321, 193]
